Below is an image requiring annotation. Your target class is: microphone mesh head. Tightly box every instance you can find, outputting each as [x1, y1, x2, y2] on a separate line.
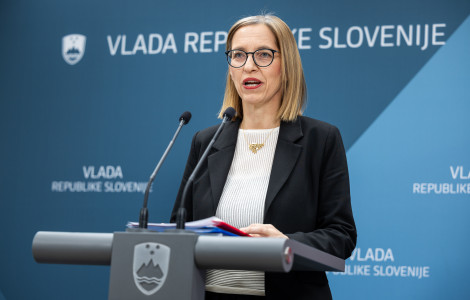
[179, 111, 192, 124]
[223, 107, 236, 120]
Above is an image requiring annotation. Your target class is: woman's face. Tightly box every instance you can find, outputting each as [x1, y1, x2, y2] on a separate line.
[229, 24, 282, 113]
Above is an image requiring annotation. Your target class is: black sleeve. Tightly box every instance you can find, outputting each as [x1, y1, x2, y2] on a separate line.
[286, 126, 357, 259]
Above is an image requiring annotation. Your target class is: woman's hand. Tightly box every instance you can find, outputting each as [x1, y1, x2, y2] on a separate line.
[240, 224, 288, 239]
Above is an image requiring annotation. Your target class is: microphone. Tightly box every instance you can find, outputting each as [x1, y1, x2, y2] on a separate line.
[176, 107, 236, 230]
[138, 111, 192, 229]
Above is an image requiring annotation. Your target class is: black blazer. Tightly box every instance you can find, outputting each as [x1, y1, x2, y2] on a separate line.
[171, 116, 357, 299]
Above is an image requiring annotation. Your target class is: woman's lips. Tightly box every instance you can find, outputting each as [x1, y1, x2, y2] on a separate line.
[243, 78, 262, 89]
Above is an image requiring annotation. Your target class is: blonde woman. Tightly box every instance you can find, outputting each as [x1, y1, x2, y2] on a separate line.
[172, 14, 356, 300]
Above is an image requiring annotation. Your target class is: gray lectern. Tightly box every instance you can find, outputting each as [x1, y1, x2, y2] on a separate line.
[32, 230, 344, 299]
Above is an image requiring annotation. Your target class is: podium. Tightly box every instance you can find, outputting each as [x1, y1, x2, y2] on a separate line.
[32, 230, 344, 299]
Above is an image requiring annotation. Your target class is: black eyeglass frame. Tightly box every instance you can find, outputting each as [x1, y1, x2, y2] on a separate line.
[225, 49, 280, 68]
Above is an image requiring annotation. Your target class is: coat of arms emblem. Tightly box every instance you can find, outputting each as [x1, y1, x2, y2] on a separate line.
[133, 242, 170, 295]
[62, 34, 86, 65]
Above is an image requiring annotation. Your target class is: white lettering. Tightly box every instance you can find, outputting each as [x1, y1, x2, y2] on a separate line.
[185, 32, 199, 53]
[381, 25, 394, 47]
[83, 166, 93, 179]
[319, 27, 333, 49]
[397, 25, 413, 47]
[133, 34, 147, 55]
[107, 35, 121, 56]
[350, 248, 394, 262]
[364, 26, 380, 47]
[432, 24, 446, 46]
[162, 33, 177, 54]
[416, 24, 421, 46]
[214, 31, 227, 52]
[333, 27, 346, 48]
[199, 32, 213, 53]
[82, 166, 123, 179]
[421, 24, 429, 51]
[413, 182, 470, 194]
[346, 26, 363, 48]
[148, 34, 163, 54]
[373, 265, 430, 279]
[319, 24, 444, 50]
[104, 181, 147, 193]
[463, 168, 470, 179]
[298, 28, 312, 50]
[120, 35, 132, 55]
[450, 166, 460, 179]
[51, 181, 102, 192]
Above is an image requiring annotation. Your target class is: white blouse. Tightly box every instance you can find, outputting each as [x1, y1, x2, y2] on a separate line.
[205, 127, 280, 296]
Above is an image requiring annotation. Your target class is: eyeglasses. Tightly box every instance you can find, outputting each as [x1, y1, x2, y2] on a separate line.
[225, 49, 279, 68]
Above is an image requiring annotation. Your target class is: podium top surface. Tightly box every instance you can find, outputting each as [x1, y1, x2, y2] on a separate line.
[32, 231, 344, 272]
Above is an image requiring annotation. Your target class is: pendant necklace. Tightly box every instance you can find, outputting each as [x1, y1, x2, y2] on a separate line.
[242, 127, 276, 154]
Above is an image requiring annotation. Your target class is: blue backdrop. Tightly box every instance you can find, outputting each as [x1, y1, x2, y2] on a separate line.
[1, 0, 469, 299]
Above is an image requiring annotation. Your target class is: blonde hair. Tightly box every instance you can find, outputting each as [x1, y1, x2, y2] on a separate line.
[218, 14, 307, 121]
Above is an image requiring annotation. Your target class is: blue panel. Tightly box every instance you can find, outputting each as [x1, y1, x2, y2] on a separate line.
[329, 14, 470, 299]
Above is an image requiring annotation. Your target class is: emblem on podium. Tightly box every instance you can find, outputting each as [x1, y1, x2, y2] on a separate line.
[133, 242, 170, 295]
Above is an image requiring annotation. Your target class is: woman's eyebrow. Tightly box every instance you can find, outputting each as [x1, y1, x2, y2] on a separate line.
[230, 45, 275, 51]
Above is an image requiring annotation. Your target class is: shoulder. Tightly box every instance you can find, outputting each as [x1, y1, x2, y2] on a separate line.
[186, 124, 221, 160]
[294, 116, 342, 142]
[288, 116, 346, 156]
[193, 119, 241, 144]
[298, 116, 338, 133]
[194, 124, 220, 143]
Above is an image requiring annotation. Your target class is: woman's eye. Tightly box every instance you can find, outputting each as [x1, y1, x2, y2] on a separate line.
[257, 51, 272, 59]
[232, 52, 245, 59]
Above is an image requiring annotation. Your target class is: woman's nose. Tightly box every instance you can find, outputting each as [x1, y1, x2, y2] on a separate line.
[243, 54, 258, 71]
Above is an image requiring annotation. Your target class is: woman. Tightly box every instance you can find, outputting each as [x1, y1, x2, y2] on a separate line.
[171, 14, 356, 299]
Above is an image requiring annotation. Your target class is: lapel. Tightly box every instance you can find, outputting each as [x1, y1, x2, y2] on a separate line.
[207, 119, 240, 212]
[264, 117, 303, 216]
[205, 117, 304, 216]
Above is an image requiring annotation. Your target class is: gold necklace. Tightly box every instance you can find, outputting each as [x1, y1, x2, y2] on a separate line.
[242, 127, 276, 154]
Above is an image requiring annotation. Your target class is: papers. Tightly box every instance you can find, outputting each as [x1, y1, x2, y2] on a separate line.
[127, 216, 250, 237]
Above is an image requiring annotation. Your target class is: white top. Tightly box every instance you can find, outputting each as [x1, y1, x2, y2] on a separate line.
[205, 127, 280, 296]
